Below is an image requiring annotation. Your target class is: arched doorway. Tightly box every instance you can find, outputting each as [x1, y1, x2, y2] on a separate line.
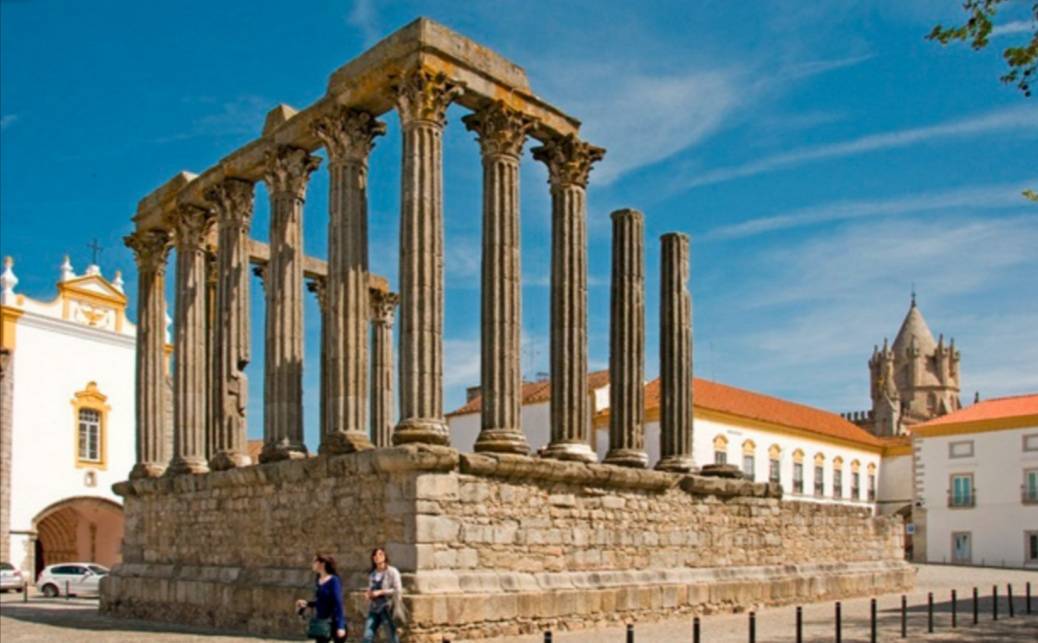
[32, 497, 123, 578]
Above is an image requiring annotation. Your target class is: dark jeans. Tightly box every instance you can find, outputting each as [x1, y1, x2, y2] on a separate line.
[315, 633, 346, 643]
[363, 607, 398, 643]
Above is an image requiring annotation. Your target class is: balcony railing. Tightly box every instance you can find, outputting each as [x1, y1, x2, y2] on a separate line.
[947, 490, 976, 508]
[1023, 485, 1038, 504]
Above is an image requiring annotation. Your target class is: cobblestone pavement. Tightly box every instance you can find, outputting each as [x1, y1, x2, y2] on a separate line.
[1, 565, 1036, 641]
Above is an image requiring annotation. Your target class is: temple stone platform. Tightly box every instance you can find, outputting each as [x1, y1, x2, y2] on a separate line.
[100, 445, 914, 641]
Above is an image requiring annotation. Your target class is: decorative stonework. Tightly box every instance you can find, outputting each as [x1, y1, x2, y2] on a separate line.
[462, 101, 535, 160]
[392, 67, 465, 127]
[313, 107, 387, 162]
[370, 289, 399, 449]
[204, 178, 255, 470]
[263, 145, 321, 201]
[531, 134, 606, 189]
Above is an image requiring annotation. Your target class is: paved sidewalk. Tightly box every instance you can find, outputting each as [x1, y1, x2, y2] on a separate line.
[1, 564, 1036, 641]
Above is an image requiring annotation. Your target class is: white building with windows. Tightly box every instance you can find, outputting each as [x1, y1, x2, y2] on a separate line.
[449, 373, 900, 511]
[0, 256, 137, 578]
[910, 393, 1038, 568]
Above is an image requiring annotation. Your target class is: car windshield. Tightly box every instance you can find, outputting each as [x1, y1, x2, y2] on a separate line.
[88, 565, 109, 575]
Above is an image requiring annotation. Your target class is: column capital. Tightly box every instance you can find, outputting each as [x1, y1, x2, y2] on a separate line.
[531, 134, 605, 189]
[204, 178, 254, 224]
[391, 67, 464, 128]
[313, 107, 387, 163]
[263, 145, 321, 200]
[124, 229, 172, 275]
[462, 101, 535, 160]
[169, 205, 214, 252]
[306, 277, 328, 312]
[370, 289, 399, 327]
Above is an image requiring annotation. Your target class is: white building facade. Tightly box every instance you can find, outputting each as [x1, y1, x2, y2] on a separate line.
[448, 374, 891, 510]
[0, 256, 137, 577]
[911, 394, 1038, 568]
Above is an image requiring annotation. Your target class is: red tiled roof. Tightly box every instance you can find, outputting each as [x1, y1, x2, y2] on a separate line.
[448, 371, 884, 449]
[914, 393, 1038, 428]
[644, 377, 885, 448]
[446, 370, 609, 417]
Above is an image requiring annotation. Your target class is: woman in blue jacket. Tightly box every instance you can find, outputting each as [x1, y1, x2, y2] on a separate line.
[296, 553, 347, 642]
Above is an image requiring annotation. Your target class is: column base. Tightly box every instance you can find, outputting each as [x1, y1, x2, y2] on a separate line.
[208, 450, 252, 471]
[129, 462, 167, 479]
[474, 428, 529, 455]
[655, 455, 698, 473]
[540, 441, 597, 463]
[258, 440, 308, 463]
[319, 430, 374, 455]
[603, 448, 648, 468]
[165, 456, 209, 476]
[392, 417, 450, 446]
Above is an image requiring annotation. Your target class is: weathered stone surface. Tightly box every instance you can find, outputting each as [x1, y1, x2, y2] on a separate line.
[656, 232, 696, 473]
[104, 453, 910, 641]
[370, 289, 399, 448]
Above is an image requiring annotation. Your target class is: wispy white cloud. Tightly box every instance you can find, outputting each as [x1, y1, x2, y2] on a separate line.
[991, 20, 1034, 38]
[779, 54, 875, 80]
[706, 180, 1035, 240]
[0, 114, 17, 130]
[677, 105, 1038, 190]
[346, 0, 381, 47]
[156, 96, 270, 143]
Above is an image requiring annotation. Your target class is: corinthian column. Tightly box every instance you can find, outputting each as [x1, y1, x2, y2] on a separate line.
[604, 209, 647, 468]
[532, 135, 605, 462]
[313, 108, 386, 454]
[390, 68, 463, 446]
[167, 205, 215, 475]
[306, 277, 328, 441]
[126, 229, 172, 479]
[370, 289, 399, 448]
[261, 145, 321, 462]
[462, 101, 534, 454]
[656, 233, 696, 472]
[204, 178, 254, 470]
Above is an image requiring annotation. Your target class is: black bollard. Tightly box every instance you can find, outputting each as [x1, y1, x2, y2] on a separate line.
[442, 639, 450, 643]
[952, 589, 957, 628]
[973, 587, 979, 625]
[1008, 584, 1014, 618]
[835, 601, 842, 643]
[796, 606, 803, 643]
[870, 598, 877, 643]
[900, 594, 907, 638]
[65, 581, 70, 600]
[993, 585, 998, 621]
[1028, 581, 1032, 615]
[749, 611, 756, 643]
[693, 616, 700, 643]
[544, 631, 553, 643]
[627, 623, 634, 643]
[927, 592, 934, 633]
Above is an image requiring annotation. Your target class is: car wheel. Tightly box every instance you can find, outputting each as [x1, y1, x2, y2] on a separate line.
[41, 584, 58, 598]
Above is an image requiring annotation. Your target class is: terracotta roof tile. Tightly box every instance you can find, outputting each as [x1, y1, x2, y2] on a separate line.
[643, 377, 885, 448]
[446, 370, 608, 417]
[914, 393, 1038, 428]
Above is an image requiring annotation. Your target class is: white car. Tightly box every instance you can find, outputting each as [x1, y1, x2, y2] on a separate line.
[0, 562, 26, 593]
[36, 563, 109, 598]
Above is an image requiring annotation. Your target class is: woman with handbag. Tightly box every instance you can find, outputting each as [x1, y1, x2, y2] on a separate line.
[362, 547, 404, 643]
[295, 553, 347, 643]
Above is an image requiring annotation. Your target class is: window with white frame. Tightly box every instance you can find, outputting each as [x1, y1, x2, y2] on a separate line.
[793, 463, 804, 494]
[1027, 531, 1038, 565]
[769, 458, 781, 484]
[1024, 434, 1038, 452]
[78, 409, 101, 462]
[868, 472, 876, 500]
[1024, 470, 1038, 504]
[949, 473, 975, 508]
[814, 465, 825, 497]
[851, 472, 860, 500]
[833, 467, 843, 498]
[743, 454, 755, 481]
[949, 440, 974, 458]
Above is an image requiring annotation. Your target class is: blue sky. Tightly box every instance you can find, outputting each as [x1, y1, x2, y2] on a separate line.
[2, 1, 1036, 448]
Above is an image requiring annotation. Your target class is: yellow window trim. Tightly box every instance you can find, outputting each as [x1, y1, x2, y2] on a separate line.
[792, 449, 805, 463]
[713, 434, 728, 449]
[814, 452, 826, 466]
[851, 459, 861, 473]
[71, 381, 110, 470]
[913, 415, 1038, 438]
[768, 444, 781, 459]
[742, 439, 756, 455]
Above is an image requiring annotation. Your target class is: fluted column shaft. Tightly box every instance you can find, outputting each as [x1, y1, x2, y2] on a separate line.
[370, 290, 399, 448]
[463, 102, 533, 454]
[605, 209, 647, 468]
[532, 135, 605, 462]
[306, 278, 328, 441]
[126, 230, 172, 479]
[656, 232, 696, 472]
[261, 146, 320, 462]
[168, 206, 214, 475]
[205, 249, 218, 462]
[313, 109, 386, 453]
[391, 68, 463, 446]
[205, 178, 254, 470]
